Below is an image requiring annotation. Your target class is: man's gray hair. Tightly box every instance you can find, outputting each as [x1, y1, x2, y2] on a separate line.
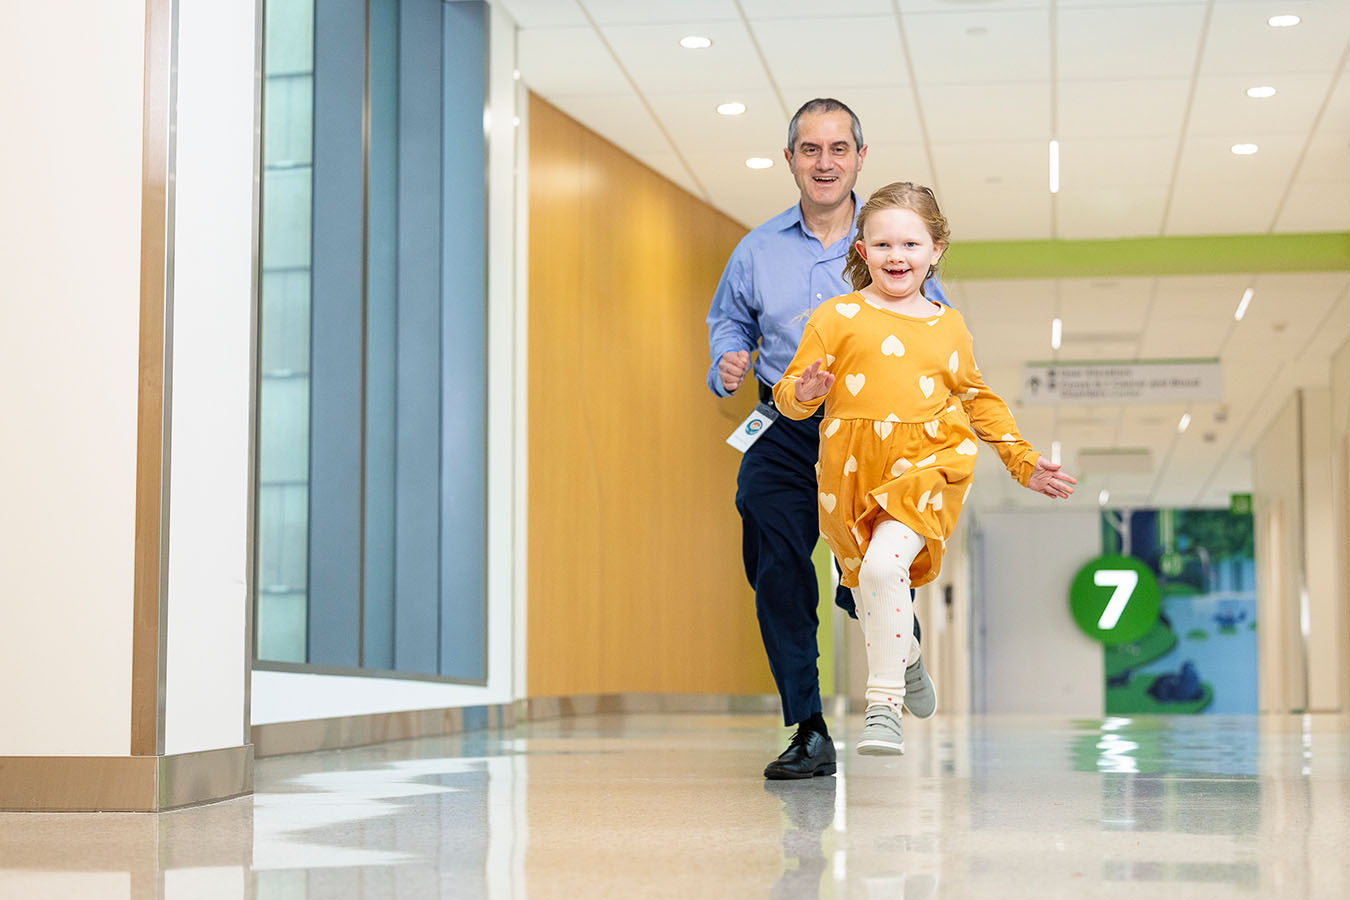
[786, 98, 864, 153]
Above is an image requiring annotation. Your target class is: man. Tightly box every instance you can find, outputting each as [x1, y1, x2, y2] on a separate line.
[707, 98, 941, 780]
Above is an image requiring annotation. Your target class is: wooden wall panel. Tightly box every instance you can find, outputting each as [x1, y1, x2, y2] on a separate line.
[527, 95, 775, 697]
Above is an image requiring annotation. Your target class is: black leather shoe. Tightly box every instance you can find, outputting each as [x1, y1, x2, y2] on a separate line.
[764, 727, 836, 780]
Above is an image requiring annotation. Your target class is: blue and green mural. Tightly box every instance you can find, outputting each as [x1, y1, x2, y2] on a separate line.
[1101, 508, 1257, 714]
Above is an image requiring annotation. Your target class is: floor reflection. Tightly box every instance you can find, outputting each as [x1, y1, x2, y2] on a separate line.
[0, 713, 1346, 898]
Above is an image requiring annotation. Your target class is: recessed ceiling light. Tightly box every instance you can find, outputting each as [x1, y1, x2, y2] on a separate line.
[1051, 317, 1062, 350]
[1231, 143, 1259, 155]
[1246, 86, 1277, 98]
[1177, 413, 1192, 434]
[1234, 287, 1254, 321]
[1051, 441, 1062, 465]
[1098, 489, 1110, 507]
[680, 35, 712, 49]
[745, 157, 774, 169]
[716, 102, 746, 117]
[1267, 14, 1300, 27]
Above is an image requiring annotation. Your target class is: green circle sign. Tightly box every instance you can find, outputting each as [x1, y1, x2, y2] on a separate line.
[1069, 554, 1161, 645]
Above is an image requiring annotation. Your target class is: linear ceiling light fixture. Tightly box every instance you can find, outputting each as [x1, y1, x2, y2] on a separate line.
[1051, 441, 1062, 465]
[1049, 139, 1060, 193]
[1098, 489, 1110, 507]
[1051, 317, 1063, 350]
[680, 35, 712, 49]
[1177, 413, 1192, 434]
[1234, 287, 1255, 321]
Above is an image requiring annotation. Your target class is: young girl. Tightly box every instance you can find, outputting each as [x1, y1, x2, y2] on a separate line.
[772, 182, 1076, 755]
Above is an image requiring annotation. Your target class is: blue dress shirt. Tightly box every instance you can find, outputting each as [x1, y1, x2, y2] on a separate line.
[706, 196, 948, 397]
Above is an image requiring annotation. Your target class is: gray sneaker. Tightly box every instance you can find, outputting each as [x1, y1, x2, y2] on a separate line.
[857, 704, 905, 755]
[903, 655, 937, 719]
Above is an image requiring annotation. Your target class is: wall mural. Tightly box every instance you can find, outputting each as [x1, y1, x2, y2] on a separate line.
[1100, 508, 1257, 715]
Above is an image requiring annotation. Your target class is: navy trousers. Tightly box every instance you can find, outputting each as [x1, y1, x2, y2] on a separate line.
[736, 403, 920, 728]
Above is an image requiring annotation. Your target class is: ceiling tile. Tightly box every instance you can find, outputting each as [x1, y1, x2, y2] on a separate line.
[650, 90, 787, 157]
[740, 0, 892, 14]
[855, 142, 937, 198]
[1057, 137, 1176, 188]
[919, 82, 1050, 142]
[931, 140, 1046, 194]
[1056, 186, 1169, 239]
[1056, 6, 1207, 80]
[902, 9, 1050, 84]
[1057, 78, 1190, 139]
[601, 21, 772, 95]
[1293, 131, 1350, 182]
[750, 16, 909, 90]
[1275, 181, 1350, 232]
[1202, 1, 1350, 77]
[580, 0, 739, 25]
[1187, 73, 1333, 137]
[518, 27, 630, 95]
[938, 184, 1054, 240]
[498, 0, 588, 28]
[544, 92, 671, 153]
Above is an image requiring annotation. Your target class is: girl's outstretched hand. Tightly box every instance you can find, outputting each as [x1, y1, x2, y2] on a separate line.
[794, 358, 834, 402]
[1028, 457, 1077, 499]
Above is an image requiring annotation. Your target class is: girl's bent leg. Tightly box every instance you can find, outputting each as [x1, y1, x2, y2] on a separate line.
[855, 518, 923, 711]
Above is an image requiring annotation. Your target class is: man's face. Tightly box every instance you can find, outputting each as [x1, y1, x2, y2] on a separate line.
[784, 110, 866, 213]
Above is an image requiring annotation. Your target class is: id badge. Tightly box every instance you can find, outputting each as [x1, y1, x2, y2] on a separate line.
[726, 402, 780, 453]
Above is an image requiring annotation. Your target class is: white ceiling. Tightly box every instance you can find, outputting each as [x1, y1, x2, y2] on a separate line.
[502, 0, 1350, 511]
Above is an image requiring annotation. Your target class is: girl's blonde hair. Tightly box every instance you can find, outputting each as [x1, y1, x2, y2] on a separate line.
[843, 182, 950, 293]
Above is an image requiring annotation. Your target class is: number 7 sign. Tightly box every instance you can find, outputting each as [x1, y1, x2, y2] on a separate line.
[1070, 555, 1161, 644]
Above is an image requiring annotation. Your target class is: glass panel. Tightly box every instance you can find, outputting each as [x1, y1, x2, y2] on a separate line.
[256, 0, 314, 662]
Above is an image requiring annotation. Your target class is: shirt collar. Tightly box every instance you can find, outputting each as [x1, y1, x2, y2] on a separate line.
[780, 191, 861, 250]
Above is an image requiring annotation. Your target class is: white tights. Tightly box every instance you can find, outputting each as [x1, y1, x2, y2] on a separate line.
[855, 518, 923, 713]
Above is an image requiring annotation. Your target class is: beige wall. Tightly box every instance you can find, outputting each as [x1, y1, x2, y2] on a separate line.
[1332, 338, 1350, 709]
[0, 1, 146, 756]
[526, 96, 774, 697]
[1253, 387, 1346, 713]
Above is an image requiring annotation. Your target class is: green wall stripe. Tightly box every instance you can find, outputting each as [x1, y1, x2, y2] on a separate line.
[941, 232, 1350, 281]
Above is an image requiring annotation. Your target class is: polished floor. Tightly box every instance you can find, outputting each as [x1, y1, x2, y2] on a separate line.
[3, 711, 1348, 899]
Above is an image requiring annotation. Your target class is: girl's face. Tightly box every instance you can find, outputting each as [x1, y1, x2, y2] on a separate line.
[855, 207, 945, 303]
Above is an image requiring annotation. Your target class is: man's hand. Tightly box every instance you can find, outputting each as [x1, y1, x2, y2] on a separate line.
[794, 358, 834, 403]
[719, 350, 751, 393]
[1027, 457, 1077, 499]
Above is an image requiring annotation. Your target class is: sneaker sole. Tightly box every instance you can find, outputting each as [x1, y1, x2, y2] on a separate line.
[856, 740, 905, 756]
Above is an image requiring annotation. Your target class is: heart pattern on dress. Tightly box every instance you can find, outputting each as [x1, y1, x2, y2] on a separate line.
[875, 492, 888, 510]
[874, 421, 894, 440]
[836, 302, 860, 319]
[1001, 433, 1015, 442]
[919, 375, 935, 398]
[891, 458, 913, 477]
[931, 492, 943, 511]
[846, 373, 866, 395]
[962, 388, 979, 401]
[956, 438, 978, 456]
[826, 354, 835, 366]
[820, 493, 837, 513]
[948, 350, 959, 373]
[924, 420, 939, 438]
[843, 455, 858, 476]
[881, 334, 905, 357]
[917, 490, 931, 512]
[916, 454, 937, 467]
[844, 557, 861, 570]
[824, 419, 840, 438]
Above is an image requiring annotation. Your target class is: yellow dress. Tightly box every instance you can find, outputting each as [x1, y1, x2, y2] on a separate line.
[773, 292, 1039, 588]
